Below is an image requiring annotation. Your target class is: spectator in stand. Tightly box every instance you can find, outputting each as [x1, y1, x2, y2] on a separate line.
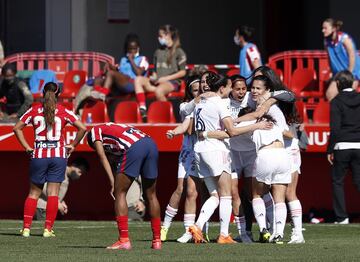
[35, 157, 89, 220]
[322, 18, 360, 101]
[233, 25, 262, 80]
[0, 40, 4, 68]
[0, 63, 33, 122]
[104, 33, 149, 95]
[73, 34, 149, 114]
[134, 24, 187, 120]
[327, 70, 360, 224]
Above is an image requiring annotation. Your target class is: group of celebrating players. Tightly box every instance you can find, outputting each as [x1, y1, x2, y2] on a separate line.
[14, 65, 305, 251]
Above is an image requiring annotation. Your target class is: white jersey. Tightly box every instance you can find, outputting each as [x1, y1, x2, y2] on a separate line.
[252, 124, 284, 152]
[284, 123, 300, 150]
[194, 96, 231, 152]
[230, 120, 256, 151]
[268, 104, 288, 132]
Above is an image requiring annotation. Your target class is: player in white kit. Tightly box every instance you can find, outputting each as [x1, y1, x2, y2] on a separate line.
[160, 75, 200, 241]
[188, 73, 272, 244]
[250, 75, 291, 244]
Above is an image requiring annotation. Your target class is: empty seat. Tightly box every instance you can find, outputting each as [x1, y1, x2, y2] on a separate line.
[312, 99, 330, 124]
[226, 68, 240, 77]
[147, 101, 176, 123]
[295, 100, 308, 123]
[290, 68, 320, 97]
[60, 70, 87, 98]
[114, 101, 142, 123]
[81, 101, 109, 123]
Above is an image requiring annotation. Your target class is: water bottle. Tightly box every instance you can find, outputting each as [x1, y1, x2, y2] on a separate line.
[86, 113, 93, 124]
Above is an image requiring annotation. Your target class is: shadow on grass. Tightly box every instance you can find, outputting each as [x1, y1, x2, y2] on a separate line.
[60, 245, 105, 249]
[0, 232, 43, 237]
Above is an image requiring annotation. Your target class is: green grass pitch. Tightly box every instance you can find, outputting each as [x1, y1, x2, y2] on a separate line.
[0, 220, 359, 261]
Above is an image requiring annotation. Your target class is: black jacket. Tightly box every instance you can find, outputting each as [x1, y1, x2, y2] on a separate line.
[327, 90, 360, 153]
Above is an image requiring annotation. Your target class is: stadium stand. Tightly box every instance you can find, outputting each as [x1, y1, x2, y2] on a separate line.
[147, 101, 176, 123]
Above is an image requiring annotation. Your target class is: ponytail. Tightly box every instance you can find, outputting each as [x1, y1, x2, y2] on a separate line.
[42, 82, 59, 127]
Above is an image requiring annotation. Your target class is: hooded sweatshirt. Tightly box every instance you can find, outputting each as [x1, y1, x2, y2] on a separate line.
[327, 89, 360, 153]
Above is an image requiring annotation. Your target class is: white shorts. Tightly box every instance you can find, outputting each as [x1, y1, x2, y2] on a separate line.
[253, 148, 291, 185]
[286, 148, 301, 174]
[195, 150, 231, 178]
[230, 149, 257, 179]
[204, 176, 218, 194]
[178, 149, 196, 179]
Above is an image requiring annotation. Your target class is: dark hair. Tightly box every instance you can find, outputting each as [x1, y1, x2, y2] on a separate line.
[252, 66, 285, 91]
[123, 33, 140, 55]
[334, 70, 354, 91]
[70, 157, 90, 173]
[184, 74, 200, 102]
[324, 18, 343, 31]
[230, 74, 247, 87]
[236, 25, 255, 42]
[238, 106, 254, 117]
[43, 82, 59, 127]
[86, 131, 94, 149]
[279, 101, 301, 125]
[206, 73, 228, 92]
[159, 24, 181, 65]
[2, 63, 17, 75]
[258, 114, 277, 124]
[250, 75, 274, 92]
[199, 70, 217, 94]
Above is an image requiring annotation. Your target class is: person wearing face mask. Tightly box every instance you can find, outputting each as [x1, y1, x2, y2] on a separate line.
[134, 24, 187, 121]
[0, 63, 33, 122]
[322, 18, 360, 101]
[35, 157, 89, 220]
[234, 26, 262, 81]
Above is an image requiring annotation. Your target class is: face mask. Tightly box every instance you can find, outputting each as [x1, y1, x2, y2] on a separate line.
[234, 36, 241, 46]
[158, 37, 167, 46]
[69, 170, 81, 180]
[127, 52, 140, 57]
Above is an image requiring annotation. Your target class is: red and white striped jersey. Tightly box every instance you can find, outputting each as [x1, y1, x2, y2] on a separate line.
[89, 123, 147, 155]
[20, 104, 79, 158]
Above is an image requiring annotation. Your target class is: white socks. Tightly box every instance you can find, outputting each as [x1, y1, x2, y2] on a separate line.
[288, 200, 302, 232]
[234, 215, 247, 235]
[183, 213, 196, 231]
[195, 196, 219, 230]
[252, 197, 267, 231]
[163, 205, 178, 229]
[274, 202, 287, 237]
[219, 196, 232, 237]
[263, 192, 275, 233]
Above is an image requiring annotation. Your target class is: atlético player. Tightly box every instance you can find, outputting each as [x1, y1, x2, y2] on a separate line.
[13, 82, 86, 238]
[87, 123, 161, 250]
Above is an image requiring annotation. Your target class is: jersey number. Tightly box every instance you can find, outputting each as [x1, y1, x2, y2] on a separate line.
[195, 108, 205, 131]
[34, 116, 62, 141]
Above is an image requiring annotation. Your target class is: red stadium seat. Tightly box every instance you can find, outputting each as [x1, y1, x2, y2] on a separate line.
[81, 101, 109, 123]
[226, 68, 240, 77]
[295, 100, 308, 123]
[147, 101, 176, 123]
[48, 60, 68, 82]
[290, 68, 320, 97]
[312, 99, 330, 124]
[113, 101, 142, 123]
[60, 70, 87, 99]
